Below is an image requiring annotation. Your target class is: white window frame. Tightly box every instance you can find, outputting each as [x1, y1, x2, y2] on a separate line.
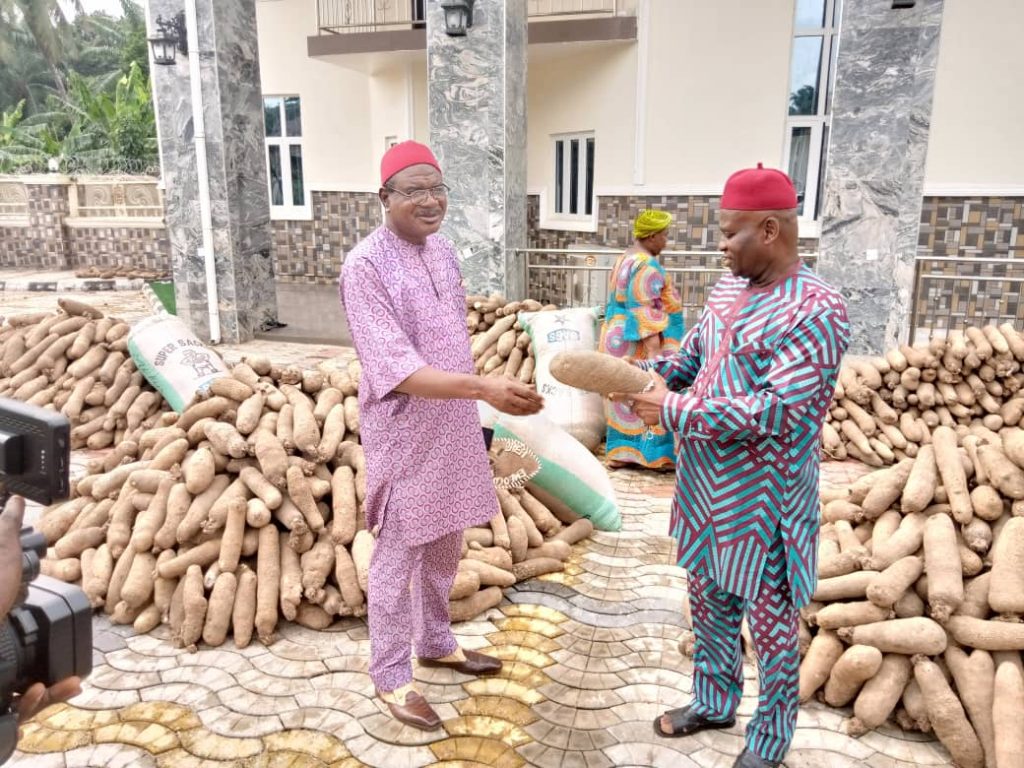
[782, 0, 841, 229]
[264, 95, 311, 221]
[548, 131, 596, 228]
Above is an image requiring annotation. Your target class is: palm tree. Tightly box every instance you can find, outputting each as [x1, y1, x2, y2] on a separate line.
[789, 84, 818, 116]
[0, 0, 82, 98]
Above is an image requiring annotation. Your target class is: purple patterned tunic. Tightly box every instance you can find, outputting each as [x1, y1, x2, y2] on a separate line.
[339, 226, 498, 546]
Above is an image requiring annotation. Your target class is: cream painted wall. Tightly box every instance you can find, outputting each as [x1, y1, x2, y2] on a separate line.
[642, 0, 794, 190]
[527, 43, 638, 195]
[255, 0, 374, 188]
[924, 0, 1024, 191]
[525, 0, 796, 218]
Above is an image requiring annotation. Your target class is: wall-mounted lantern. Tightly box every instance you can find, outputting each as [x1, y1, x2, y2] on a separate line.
[440, 0, 475, 36]
[148, 12, 188, 66]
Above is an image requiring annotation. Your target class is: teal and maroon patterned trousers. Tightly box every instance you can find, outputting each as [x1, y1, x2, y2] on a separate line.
[687, 541, 800, 762]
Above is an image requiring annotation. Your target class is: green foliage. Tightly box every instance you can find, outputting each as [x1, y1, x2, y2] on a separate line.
[0, 0, 156, 174]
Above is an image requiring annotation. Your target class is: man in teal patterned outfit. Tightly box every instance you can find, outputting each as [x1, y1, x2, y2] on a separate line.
[620, 164, 850, 768]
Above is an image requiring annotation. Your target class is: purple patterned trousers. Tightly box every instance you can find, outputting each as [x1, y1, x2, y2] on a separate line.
[687, 541, 800, 762]
[367, 523, 462, 692]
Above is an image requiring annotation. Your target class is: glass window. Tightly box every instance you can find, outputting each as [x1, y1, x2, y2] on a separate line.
[264, 95, 308, 217]
[268, 145, 283, 206]
[263, 98, 281, 137]
[585, 138, 595, 216]
[789, 36, 823, 116]
[784, 0, 839, 223]
[289, 145, 304, 206]
[569, 139, 580, 215]
[554, 140, 564, 214]
[285, 97, 302, 137]
[552, 132, 595, 221]
[795, 0, 826, 28]
[816, 125, 830, 219]
[787, 127, 812, 217]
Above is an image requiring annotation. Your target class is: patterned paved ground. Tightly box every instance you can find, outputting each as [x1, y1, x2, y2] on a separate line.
[10, 466, 953, 768]
[4, 287, 953, 766]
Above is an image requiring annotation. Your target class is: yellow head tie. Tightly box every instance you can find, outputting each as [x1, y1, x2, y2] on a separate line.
[633, 209, 673, 240]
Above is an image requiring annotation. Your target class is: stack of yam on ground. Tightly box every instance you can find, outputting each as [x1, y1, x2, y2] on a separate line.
[465, 294, 557, 383]
[0, 299, 170, 448]
[74, 265, 170, 281]
[823, 324, 1024, 467]
[29, 351, 593, 651]
[801, 423, 1024, 767]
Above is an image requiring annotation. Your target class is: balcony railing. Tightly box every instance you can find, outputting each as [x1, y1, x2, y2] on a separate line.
[316, 0, 622, 35]
[517, 249, 1024, 343]
[514, 249, 819, 330]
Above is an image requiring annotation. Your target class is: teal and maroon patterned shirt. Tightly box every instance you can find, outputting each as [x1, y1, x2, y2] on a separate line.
[640, 263, 849, 607]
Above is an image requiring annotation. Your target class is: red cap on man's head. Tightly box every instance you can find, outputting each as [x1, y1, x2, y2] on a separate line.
[720, 163, 798, 211]
[380, 141, 441, 186]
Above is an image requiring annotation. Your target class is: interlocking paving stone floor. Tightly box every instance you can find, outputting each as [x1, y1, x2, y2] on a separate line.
[10, 462, 954, 767]
[3, 293, 951, 766]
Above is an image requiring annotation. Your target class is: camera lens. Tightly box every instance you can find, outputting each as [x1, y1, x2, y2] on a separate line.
[0, 617, 31, 701]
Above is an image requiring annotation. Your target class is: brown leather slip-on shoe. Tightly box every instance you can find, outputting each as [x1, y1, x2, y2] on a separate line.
[378, 691, 442, 731]
[418, 649, 503, 676]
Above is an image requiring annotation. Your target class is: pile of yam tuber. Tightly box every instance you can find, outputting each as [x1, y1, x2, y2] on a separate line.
[18, 312, 593, 651]
[802, 422, 1024, 767]
[0, 299, 169, 449]
[824, 324, 1024, 467]
[74, 265, 170, 281]
[466, 294, 556, 382]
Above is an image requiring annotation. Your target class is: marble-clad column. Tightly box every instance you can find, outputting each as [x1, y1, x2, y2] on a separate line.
[817, 0, 944, 354]
[148, 0, 278, 343]
[428, 0, 527, 299]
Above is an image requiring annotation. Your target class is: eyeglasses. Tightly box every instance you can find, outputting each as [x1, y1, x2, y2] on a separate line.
[385, 183, 450, 205]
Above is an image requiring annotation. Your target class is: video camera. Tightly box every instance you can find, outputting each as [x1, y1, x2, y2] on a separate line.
[0, 398, 92, 765]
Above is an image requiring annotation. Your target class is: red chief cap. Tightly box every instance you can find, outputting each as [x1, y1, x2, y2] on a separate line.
[380, 141, 442, 186]
[720, 162, 799, 211]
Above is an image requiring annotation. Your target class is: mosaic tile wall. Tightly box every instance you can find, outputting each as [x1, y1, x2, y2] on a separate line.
[0, 184, 71, 269]
[67, 227, 172, 274]
[525, 194, 821, 252]
[0, 182, 171, 273]
[271, 190, 382, 283]
[912, 196, 1024, 334]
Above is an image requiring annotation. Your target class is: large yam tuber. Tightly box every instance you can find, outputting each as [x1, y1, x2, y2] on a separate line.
[924, 514, 964, 621]
[255, 524, 280, 644]
[988, 517, 1024, 617]
[849, 654, 913, 735]
[232, 566, 258, 648]
[978, 443, 1024, 499]
[175, 565, 207, 651]
[839, 617, 947, 655]
[823, 645, 883, 708]
[548, 350, 653, 396]
[202, 572, 238, 647]
[914, 656, 984, 768]
[993, 660, 1024, 768]
[933, 426, 974, 523]
[946, 616, 1024, 651]
[449, 585, 504, 622]
[815, 601, 891, 630]
[351, 530, 374, 595]
[945, 647, 997, 768]
[799, 630, 844, 702]
[861, 459, 914, 518]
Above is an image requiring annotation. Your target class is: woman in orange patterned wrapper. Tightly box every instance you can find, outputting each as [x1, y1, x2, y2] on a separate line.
[598, 209, 684, 469]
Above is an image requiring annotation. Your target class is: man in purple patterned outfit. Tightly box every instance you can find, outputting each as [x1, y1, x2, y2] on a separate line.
[622, 165, 850, 768]
[340, 141, 543, 731]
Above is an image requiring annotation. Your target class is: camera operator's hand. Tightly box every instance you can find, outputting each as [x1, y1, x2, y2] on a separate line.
[13, 679, 82, 724]
[0, 495, 26, 617]
[0, 495, 83, 725]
